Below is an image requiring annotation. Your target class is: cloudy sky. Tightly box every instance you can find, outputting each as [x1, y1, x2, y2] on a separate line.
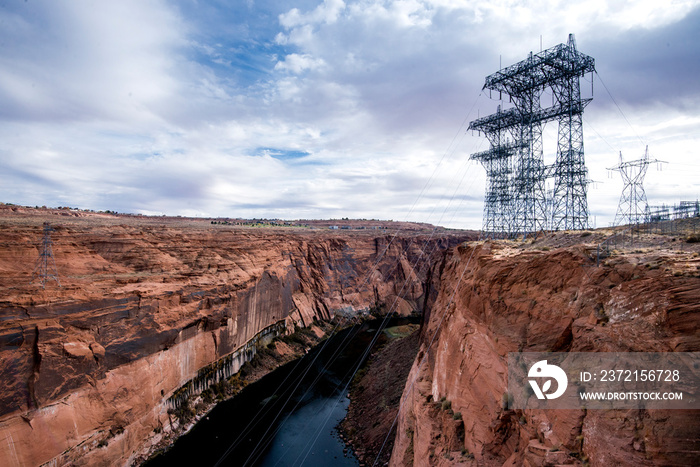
[1, 0, 699, 229]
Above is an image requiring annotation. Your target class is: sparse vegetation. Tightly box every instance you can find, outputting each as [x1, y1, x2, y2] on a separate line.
[168, 398, 195, 423]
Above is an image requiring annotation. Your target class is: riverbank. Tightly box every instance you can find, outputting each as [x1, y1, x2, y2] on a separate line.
[340, 324, 421, 466]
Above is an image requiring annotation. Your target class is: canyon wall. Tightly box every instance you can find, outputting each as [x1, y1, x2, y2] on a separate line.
[392, 236, 700, 466]
[0, 209, 470, 466]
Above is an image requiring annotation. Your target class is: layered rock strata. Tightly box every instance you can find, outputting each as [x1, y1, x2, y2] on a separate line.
[0, 210, 470, 466]
[392, 237, 700, 466]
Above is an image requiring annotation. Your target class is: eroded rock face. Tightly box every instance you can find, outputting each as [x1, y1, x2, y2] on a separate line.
[392, 239, 700, 467]
[0, 210, 471, 466]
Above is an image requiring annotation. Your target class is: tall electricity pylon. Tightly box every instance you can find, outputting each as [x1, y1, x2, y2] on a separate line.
[469, 34, 595, 238]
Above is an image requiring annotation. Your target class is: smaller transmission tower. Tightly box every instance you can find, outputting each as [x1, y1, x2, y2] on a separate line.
[32, 222, 61, 288]
[609, 146, 665, 227]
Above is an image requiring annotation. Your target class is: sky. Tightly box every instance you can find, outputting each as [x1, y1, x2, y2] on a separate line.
[1, 0, 699, 229]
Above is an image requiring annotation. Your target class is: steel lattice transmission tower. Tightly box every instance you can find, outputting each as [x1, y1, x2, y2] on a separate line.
[32, 222, 61, 288]
[609, 146, 664, 227]
[469, 34, 595, 237]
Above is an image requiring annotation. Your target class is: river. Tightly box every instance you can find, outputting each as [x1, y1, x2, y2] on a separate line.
[145, 317, 413, 466]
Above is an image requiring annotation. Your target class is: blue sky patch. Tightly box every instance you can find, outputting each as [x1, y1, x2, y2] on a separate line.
[254, 147, 311, 161]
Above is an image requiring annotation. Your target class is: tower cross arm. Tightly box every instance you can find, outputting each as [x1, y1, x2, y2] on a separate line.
[468, 98, 592, 133]
[607, 158, 668, 171]
[484, 42, 595, 97]
[470, 140, 527, 163]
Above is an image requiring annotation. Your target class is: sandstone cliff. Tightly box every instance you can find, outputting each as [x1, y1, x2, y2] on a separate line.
[0, 207, 471, 466]
[392, 234, 700, 466]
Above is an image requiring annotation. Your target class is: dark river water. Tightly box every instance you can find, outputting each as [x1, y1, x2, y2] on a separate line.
[145, 317, 412, 466]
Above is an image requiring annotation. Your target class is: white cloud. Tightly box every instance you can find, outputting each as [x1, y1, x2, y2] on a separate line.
[279, 0, 346, 29]
[274, 53, 326, 73]
[346, 0, 434, 28]
[0, 1, 188, 125]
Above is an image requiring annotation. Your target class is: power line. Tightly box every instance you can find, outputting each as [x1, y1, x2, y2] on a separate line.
[582, 114, 617, 152]
[255, 156, 482, 464]
[594, 70, 647, 148]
